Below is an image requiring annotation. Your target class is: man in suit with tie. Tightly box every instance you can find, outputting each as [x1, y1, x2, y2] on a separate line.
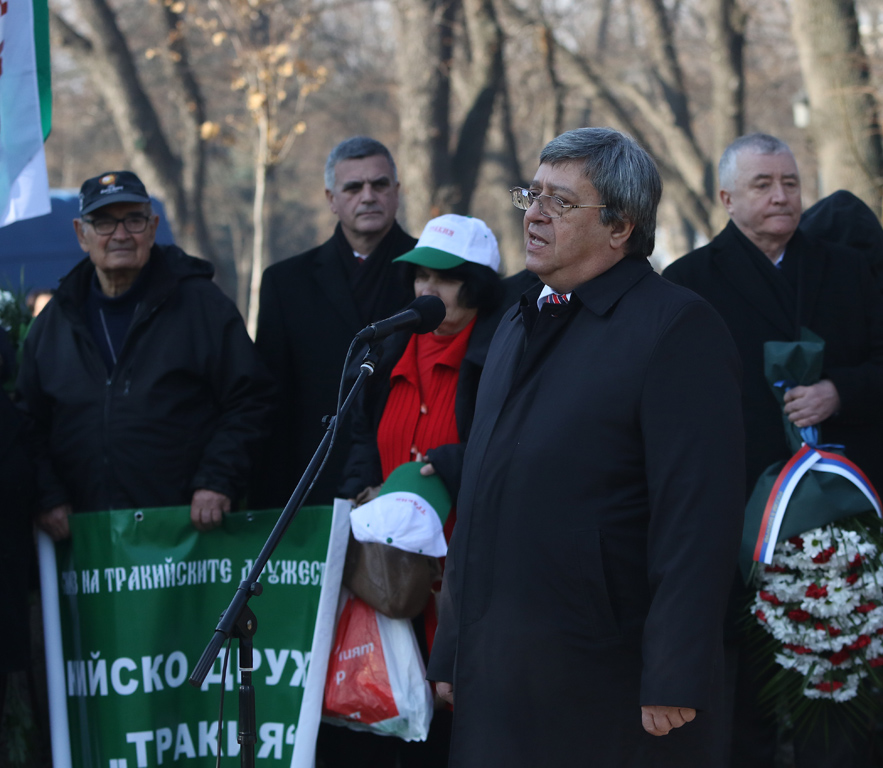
[663, 132, 883, 767]
[249, 136, 416, 509]
[427, 127, 745, 767]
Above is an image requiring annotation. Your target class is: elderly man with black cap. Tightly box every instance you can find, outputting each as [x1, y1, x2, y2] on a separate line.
[17, 170, 275, 539]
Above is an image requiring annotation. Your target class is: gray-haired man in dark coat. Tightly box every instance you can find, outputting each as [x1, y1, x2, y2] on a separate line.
[427, 127, 745, 767]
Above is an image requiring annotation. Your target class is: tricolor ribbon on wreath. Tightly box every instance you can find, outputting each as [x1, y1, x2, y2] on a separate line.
[752, 435, 882, 567]
[739, 331, 883, 582]
[738, 331, 883, 715]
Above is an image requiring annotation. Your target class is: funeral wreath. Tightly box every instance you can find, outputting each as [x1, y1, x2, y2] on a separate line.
[750, 515, 883, 721]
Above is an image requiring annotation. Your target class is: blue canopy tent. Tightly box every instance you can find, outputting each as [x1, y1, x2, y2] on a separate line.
[0, 190, 175, 293]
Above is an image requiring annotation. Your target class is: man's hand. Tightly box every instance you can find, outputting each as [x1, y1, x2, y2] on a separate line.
[783, 379, 840, 428]
[38, 503, 73, 541]
[641, 705, 696, 736]
[190, 489, 231, 531]
[436, 681, 454, 706]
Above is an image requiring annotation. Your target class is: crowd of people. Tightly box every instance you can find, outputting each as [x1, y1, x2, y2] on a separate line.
[2, 127, 882, 767]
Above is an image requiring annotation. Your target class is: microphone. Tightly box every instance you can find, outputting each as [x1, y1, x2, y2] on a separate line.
[356, 295, 447, 341]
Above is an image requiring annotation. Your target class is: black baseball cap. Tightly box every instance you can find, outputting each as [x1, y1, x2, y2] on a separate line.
[79, 171, 151, 215]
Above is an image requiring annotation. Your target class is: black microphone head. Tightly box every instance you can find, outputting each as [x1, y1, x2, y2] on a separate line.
[410, 295, 447, 334]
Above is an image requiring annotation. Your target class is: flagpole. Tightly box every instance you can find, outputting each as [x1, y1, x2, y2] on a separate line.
[37, 529, 73, 768]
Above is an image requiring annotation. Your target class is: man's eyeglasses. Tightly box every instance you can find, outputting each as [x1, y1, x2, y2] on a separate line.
[509, 187, 606, 219]
[82, 214, 151, 235]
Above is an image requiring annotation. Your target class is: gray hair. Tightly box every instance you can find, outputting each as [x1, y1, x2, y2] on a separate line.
[718, 133, 793, 190]
[539, 127, 662, 258]
[324, 136, 398, 190]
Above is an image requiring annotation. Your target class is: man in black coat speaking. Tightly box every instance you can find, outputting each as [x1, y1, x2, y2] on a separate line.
[427, 127, 745, 767]
[249, 136, 415, 508]
[18, 170, 275, 538]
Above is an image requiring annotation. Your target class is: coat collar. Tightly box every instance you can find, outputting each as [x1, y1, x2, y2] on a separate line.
[708, 221, 825, 339]
[55, 244, 210, 322]
[312, 221, 413, 332]
[312, 223, 364, 331]
[571, 256, 654, 315]
[515, 257, 654, 322]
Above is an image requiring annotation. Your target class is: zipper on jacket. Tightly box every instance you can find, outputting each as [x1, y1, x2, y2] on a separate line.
[102, 377, 113, 506]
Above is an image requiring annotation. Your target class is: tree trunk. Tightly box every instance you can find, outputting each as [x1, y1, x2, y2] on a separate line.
[539, 25, 565, 142]
[447, 0, 505, 213]
[633, 0, 692, 136]
[159, 2, 218, 265]
[705, 0, 746, 230]
[791, 0, 883, 212]
[475, 86, 525, 276]
[393, 0, 455, 229]
[393, 0, 506, 228]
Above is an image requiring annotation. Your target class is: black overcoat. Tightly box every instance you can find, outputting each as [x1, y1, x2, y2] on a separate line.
[0, 395, 35, 673]
[663, 221, 883, 492]
[16, 245, 275, 513]
[250, 223, 415, 507]
[427, 257, 746, 767]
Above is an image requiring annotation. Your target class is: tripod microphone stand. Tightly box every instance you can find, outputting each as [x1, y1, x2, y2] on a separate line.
[188, 343, 383, 767]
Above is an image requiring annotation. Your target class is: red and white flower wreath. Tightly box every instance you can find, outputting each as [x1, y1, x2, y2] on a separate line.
[752, 521, 883, 703]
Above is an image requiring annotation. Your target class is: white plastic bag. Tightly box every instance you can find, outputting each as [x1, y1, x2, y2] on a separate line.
[323, 591, 433, 741]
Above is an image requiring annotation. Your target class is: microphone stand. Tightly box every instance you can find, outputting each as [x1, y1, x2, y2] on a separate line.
[189, 342, 384, 767]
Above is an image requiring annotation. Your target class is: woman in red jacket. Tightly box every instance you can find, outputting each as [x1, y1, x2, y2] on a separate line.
[335, 214, 503, 768]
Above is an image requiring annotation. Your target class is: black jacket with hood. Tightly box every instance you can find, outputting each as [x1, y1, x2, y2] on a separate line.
[17, 244, 276, 513]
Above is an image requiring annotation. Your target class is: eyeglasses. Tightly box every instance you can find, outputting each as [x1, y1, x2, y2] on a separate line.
[509, 187, 606, 219]
[82, 214, 151, 235]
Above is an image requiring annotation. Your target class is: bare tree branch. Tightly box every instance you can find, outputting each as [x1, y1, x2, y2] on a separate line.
[497, 0, 716, 236]
[49, 10, 93, 54]
[160, 2, 217, 262]
[632, 0, 693, 136]
[49, 0, 225, 266]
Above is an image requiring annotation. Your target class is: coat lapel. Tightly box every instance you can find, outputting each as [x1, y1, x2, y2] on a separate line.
[710, 226, 795, 337]
[312, 239, 363, 333]
[461, 306, 524, 468]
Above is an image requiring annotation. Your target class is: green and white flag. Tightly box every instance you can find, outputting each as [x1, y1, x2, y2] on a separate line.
[39, 503, 351, 768]
[0, 0, 51, 226]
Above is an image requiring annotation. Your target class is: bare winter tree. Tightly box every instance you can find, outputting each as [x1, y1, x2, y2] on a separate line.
[49, 0, 218, 265]
[496, 0, 744, 242]
[47, 0, 881, 305]
[393, 0, 508, 229]
[791, 0, 883, 212]
[204, 0, 326, 335]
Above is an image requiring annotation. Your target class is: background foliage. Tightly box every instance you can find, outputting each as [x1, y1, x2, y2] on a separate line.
[45, 0, 883, 320]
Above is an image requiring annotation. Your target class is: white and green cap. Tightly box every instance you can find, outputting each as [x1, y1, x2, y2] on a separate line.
[394, 214, 501, 272]
[349, 462, 452, 557]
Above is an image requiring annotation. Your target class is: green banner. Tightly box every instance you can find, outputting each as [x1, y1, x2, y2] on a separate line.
[50, 506, 336, 767]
